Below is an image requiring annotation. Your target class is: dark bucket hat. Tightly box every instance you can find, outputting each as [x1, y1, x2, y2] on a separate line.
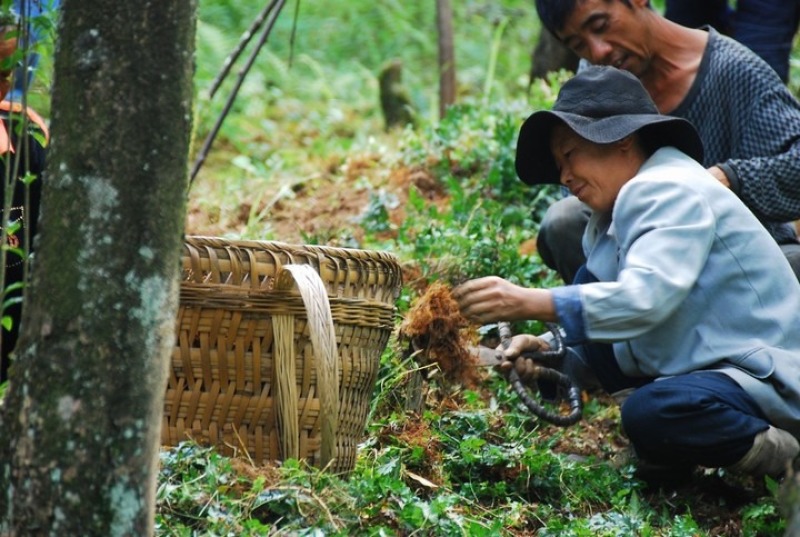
[515, 65, 704, 185]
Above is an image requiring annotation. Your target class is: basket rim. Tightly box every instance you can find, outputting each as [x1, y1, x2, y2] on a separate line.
[185, 234, 402, 263]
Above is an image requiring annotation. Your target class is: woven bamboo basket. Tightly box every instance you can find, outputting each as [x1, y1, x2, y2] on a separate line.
[162, 235, 403, 474]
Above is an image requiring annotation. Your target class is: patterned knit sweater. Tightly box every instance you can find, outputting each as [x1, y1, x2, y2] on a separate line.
[671, 28, 800, 244]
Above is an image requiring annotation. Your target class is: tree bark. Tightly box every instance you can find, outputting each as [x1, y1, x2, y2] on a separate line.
[436, 0, 456, 118]
[0, 1, 196, 535]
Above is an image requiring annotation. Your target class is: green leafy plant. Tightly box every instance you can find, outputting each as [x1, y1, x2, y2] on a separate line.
[159, 1, 795, 535]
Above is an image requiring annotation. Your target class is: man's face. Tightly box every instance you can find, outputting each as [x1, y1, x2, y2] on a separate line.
[556, 0, 651, 77]
[549, 123, 639, 213]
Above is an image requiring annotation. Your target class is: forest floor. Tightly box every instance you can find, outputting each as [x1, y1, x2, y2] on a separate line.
[185, 153, 445, 246]
[184, 156, 777, 536]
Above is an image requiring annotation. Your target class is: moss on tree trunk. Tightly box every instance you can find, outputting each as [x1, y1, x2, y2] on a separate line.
[0, 1, 197, 535]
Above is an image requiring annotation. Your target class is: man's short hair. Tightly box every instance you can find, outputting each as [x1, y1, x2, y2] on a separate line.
[535, 0, 634, 35]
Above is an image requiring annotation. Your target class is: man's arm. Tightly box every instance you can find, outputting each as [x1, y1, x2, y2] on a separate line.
[716, 88, 800, 223]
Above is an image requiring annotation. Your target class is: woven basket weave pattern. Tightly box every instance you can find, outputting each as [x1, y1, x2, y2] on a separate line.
[163, 236, 402, 473]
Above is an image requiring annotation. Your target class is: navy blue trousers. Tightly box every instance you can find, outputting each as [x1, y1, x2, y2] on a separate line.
[665, 0, 800, 82]
[572, 266, 770, 467]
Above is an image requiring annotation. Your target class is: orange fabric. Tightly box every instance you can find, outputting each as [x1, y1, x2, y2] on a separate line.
[0, 100, 49, 154]
[0, 121, 8, 154]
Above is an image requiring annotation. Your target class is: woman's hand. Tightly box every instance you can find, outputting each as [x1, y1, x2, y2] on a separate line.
[495, 334, 551, 381]
[452, 276, 527, 324]
[452, 276, 557, 325]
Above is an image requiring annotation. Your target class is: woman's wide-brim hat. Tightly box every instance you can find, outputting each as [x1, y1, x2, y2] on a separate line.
[515, 65, 704, 185]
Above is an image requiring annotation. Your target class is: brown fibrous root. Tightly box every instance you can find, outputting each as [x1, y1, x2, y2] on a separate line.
[398, 281, 483, 388]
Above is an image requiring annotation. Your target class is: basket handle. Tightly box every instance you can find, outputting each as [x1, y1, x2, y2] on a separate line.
[273, 264, 340, 468]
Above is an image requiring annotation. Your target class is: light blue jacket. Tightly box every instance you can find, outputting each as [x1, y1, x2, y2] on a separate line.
[551, 147, 800, 437]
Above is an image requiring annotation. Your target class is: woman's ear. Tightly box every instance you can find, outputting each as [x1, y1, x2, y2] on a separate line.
[616, 135, 637, 152]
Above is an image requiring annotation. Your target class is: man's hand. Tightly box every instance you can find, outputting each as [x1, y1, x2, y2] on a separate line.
[707, 165, 730, 188]
[495, 334, 551, 383]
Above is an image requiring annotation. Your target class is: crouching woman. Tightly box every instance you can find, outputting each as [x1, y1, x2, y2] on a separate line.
[454, 66, 800, 478]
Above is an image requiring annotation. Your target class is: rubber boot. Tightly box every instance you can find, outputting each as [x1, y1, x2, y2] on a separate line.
[728, 426, 800, 478]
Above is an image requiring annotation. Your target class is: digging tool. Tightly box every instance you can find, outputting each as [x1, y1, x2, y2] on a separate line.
[473, 322, 583, 426]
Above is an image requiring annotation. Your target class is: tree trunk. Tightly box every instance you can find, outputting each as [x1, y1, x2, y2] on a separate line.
[436, 0, 456, 118]
[0, 1, 196, 535]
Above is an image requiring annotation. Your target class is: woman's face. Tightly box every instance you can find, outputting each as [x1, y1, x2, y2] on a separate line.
[549, 123, 644, 212]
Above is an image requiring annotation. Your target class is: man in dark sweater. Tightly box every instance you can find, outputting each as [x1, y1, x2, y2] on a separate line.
[532, 0, 800, 284]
